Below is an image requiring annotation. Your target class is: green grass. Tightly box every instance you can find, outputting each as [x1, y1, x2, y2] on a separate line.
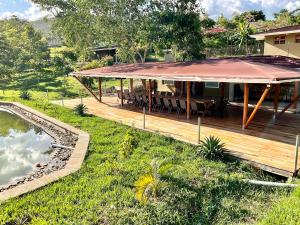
[259, 187, 300, 225]
[0, 70, 129, 102]
[0, 96, 291, 225]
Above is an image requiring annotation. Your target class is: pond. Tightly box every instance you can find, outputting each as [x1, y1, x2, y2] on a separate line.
[0, 108, 53, 186]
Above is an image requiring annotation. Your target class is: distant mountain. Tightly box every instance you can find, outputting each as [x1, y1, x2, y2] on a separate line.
[31, 18, 61, 47]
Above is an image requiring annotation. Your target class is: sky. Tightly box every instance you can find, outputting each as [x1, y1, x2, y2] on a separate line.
[0, 0, 300, 21]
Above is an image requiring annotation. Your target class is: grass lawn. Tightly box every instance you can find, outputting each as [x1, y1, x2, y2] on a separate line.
[0, 71, 299, 224]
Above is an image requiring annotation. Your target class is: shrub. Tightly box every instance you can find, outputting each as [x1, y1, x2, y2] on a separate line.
[134, 158, 175, 203]
[79, 56, 114, 71]
[198, 136, 225, 160]
[19, 90, 31, 100]
[73, 104, 88, 116]
[118, 129, 137, 159]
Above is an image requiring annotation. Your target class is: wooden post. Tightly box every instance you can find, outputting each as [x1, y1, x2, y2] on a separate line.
[148, 79, 152, 113]
[294, 135, 300, 175]
[220, 82, 225, 100]
[98, 77, 102, 103]
[292, 82, 299, 110]
[244, 85, 270, 129]
[120, 78, 124, 107]
[198, 117, 201, 145]
[187, 81, 191, 119]
[273, 84, 280, 118]
[130, 79, 134, 92]
[143, 107, 146, 129]
[242, 83, 249, 129]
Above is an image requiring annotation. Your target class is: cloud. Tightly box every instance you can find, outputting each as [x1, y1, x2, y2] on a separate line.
[0, 1, 51, 21]
[201, 0, 300, 19]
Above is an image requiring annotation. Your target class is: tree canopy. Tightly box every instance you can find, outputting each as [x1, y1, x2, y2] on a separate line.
[32, 0, 205, 62]
[0, 17, 49, 79]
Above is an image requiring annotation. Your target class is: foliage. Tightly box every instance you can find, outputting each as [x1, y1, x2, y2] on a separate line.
[135, 158, 174, 203]
[73, 103, 88, 116]
[79, 56, 114, 71]
[32, 0, 205, 62]
[199, 136, 225, 160]
[0, 93, 291, 224]
[19, 90, 31, 100]
[118, 129, 137, 159]
[0, 17, 49, 79]
[234, 10, 266, 22]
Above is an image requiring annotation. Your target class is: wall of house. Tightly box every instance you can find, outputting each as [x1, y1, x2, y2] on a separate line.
[264, 33, 300, 58]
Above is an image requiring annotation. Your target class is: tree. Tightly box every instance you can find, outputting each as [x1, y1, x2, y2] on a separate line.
[235, 10, 266, 22]
[32, 0, 205, 62]
[0, 17, 49, 77]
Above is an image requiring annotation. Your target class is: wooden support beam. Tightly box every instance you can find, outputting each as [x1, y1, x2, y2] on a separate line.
[187, 81, 191, 119]
[277, 94, 300, 119]
[242, 83, 249, 129]
[292, 82, 299, 110]
[130, 79, 134, 92]
[120, 78, 124, 107]
[273, 84, 280, 115]
[73, 76, 101, 103]
[220, 82, 225, 100]
[98, 77, 102, 103]
[148, 79, 152, 113]
[244, 85, 270, 129]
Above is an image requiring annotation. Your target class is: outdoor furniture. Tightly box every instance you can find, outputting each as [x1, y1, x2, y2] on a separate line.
[142, 95, 149, 108]
[170, 98, 180, 115]
[162, 97, 172, 113]
[179, 99, 187, 114]
[211, 98, 228, 117]
[154, 96, 163, 112]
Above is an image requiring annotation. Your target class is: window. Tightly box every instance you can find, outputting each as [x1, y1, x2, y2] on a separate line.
[162, 80, 175, 85]
[296, 35, 300, 43]
[205, 82, 220, 89]
[274, 36, 285, 44]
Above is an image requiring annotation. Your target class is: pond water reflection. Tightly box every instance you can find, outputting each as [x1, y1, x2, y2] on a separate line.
[0, 108, 53, 186]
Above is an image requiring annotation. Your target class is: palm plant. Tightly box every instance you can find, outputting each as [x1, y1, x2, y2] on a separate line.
[236, 21, 253, 54]
[134, 158, 175, 203]
[73, 103, 88, 116]
[199, 136, 225, 160]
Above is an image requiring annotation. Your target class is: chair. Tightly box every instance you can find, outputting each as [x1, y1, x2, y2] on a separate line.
[142, 95, 148, 108]
[179, 99, 187, 114]
[117, 90, 123, 103]
[135, 94, 142, 107]
[191, 101, 199, 115]
[170, 98, 180, 115]
[162, 98, 172, 113]
[154, 97, 163, 112]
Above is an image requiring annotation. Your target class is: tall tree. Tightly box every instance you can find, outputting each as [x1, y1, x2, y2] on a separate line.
[0, 17, 49, 76]
[32, 0, 205, 62]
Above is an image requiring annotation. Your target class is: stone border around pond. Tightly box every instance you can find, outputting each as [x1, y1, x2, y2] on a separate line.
[0, 102, 90, 202]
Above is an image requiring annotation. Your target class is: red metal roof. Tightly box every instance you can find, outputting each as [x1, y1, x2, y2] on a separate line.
[73, 56, 300, 84]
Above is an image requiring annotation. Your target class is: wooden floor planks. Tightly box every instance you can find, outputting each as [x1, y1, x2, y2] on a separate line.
[53, 97, 300, 177]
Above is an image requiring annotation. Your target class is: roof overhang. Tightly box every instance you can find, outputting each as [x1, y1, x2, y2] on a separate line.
[71, 57, 300, 84]
[250, 29, 300, 40]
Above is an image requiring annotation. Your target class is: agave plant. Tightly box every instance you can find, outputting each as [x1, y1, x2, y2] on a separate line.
[199, 136, 225, 160]
[19, 90, 31, 100]
[134, 158, 175, 203]
[73, 104, 88, 116]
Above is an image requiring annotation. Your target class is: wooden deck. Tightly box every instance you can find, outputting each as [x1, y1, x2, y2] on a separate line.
[53, 96, 300, 177]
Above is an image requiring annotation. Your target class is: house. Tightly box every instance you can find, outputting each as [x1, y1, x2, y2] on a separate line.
[250, 25, 300, 59]
[71, 56, 300, 177]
